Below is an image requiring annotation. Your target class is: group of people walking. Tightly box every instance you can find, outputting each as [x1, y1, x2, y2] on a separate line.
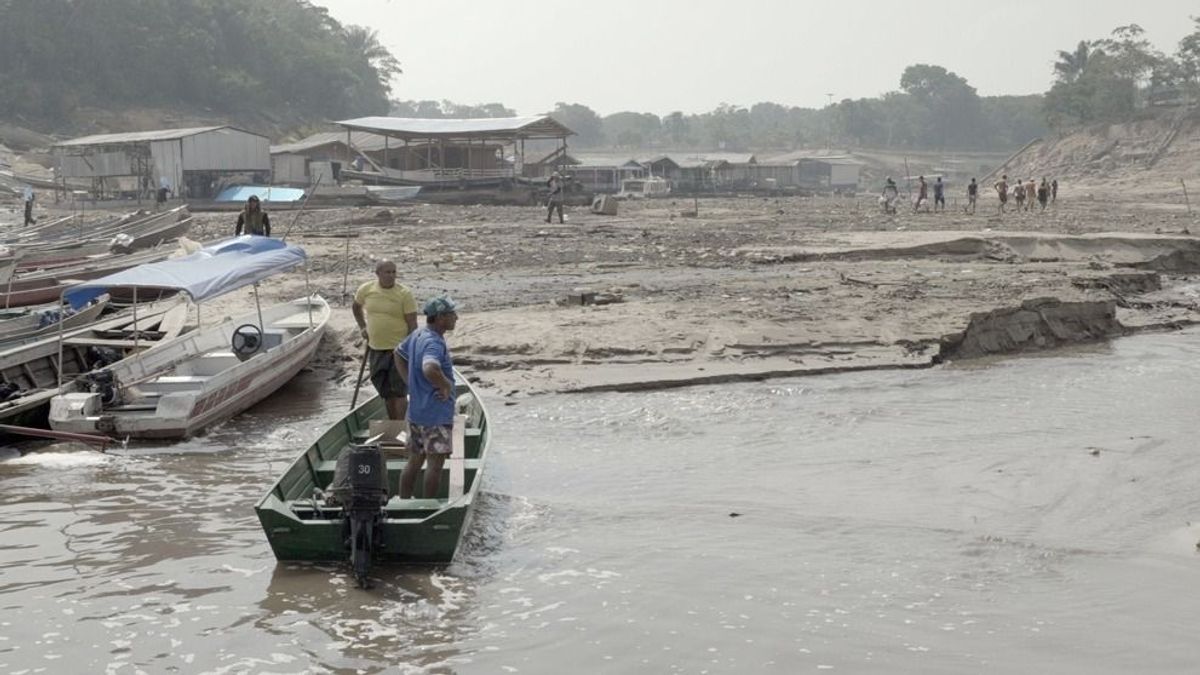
[992, 175, 1057, 214]
[881, 174, 1059, 215]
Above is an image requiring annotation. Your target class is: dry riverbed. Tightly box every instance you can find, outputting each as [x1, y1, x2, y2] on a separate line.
[165, 191, 1200, 399]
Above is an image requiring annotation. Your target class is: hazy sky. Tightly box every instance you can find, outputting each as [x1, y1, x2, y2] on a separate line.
[315, 0, 1196, 116]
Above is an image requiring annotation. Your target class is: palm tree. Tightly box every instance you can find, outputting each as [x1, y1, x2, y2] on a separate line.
[343, 26, 401, 80]
[1054, 41, 1095, 83]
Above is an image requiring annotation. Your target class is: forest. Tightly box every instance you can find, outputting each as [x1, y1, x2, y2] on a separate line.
[1, 2, 1197, 154]
[0, 0, 398, 122]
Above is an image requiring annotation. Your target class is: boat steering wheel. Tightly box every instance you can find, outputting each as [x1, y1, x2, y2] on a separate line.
[231, 323, 263, 359]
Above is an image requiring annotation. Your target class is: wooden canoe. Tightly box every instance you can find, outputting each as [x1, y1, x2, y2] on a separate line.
[0, 295, 110, 347]
[255, 372, 490, 565]
[50, 296, 331, 439]
[0, 297, 189, 430]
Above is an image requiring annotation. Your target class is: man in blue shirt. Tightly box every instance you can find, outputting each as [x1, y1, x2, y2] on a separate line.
[394, 296, 459, 499]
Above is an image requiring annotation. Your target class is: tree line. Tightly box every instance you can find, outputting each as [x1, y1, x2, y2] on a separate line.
[0, 0, 398, 123]
[1044, 20, 1200, 127]
[397, 19, 1200, 153]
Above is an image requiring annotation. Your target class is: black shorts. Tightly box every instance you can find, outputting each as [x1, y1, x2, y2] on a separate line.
[935, 194, 945, 204]
[369, 348, 407, 399]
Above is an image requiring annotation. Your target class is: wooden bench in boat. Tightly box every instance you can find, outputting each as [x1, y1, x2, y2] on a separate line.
[174, 351, 242, 377]
[288, 497, 445, 520]
[136, 374, 212, 393]
[66, 337, 157, 349]
[271, 312, 321, 330]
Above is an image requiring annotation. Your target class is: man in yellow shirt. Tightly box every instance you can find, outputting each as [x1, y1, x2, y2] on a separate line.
[352, 260, 418, 420]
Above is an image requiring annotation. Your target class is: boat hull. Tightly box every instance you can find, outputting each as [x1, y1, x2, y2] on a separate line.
[255, 375, 489, 565]
[49, 296, 330, 439]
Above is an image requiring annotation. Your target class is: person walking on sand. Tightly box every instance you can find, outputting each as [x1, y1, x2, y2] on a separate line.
[352, 260, 418, 421]
[1051, 178, 1058, 203]
[235, 195, 271, 236]
[1037, 178, 1050, 211]
[22, 186, 35, 227]
[881, 176, 899, 214]
[395, 296, 460, 500]
[1025, 178, 1037, 211]
[1013, 180, 1025, 212]
[545, 171, 565, 224]
[933, 176, 946, 212]
[914, 175, 928, 212]
[967, 178, 978, 214]
[994, 175, 1009, 214]
[156, 177, 171, 210]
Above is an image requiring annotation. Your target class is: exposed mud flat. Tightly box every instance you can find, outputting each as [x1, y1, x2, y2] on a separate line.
[73, 191, 1200, 396]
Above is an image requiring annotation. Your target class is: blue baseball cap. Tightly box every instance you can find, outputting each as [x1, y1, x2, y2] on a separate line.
[423, 296, 459, 317]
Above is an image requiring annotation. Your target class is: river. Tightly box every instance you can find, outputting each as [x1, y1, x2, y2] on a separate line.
[2, 330, 1200, 673]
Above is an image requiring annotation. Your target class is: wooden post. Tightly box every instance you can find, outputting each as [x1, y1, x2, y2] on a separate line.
[383, 136, 389, 171]
[1182, 179, 1192, 216]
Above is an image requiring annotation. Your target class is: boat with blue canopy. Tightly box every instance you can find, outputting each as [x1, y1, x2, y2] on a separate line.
[49, 235, 329, 439]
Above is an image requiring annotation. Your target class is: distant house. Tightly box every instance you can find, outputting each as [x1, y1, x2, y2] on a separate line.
[270, 131, 388, 185]
[635, 153, 757, 191]
[756, 152, 862, 190]
[53, 126, 270, 199]
[524, 152, 645, 193]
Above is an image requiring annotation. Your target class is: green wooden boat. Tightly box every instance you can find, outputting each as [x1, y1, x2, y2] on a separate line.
[255, 372, 490, 566]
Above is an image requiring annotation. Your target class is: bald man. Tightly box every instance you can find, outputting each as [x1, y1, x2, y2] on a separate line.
[352, 260, 418, 419]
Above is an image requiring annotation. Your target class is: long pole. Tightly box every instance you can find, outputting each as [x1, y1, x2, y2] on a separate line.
[0, 424, 112, 450]
[350, 343, 369, 410]
[280, 174, 322, 243]
[253, 283, 264, 331]
[304, 265, 313, 329]
[1182, 179, 1192, 216]
[903, 157, 912, 204]
[132, 286, 139, 352]
[340, 214, 353, 305]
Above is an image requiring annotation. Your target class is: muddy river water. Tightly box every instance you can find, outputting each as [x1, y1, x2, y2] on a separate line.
[2, 330, 1200, 673]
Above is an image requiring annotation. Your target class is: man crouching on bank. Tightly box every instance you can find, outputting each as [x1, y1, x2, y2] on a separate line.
[394, 296, 459, 499]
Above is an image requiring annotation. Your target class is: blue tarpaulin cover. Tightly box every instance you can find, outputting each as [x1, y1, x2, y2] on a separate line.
[215, 185, 306, 203]
[64, 236, 306, 309]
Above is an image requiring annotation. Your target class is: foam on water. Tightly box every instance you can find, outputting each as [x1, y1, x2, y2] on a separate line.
[2, 449, 112, 468]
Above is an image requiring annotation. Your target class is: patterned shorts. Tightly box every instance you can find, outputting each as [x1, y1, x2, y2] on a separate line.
[408, 423, 453, 456]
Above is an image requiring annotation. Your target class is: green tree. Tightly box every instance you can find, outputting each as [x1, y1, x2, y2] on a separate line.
[602, 112, 661, 148]
[551, 102, 604, 146]
[1054, 41, 1096, 83]
[899, 64, 983, 148]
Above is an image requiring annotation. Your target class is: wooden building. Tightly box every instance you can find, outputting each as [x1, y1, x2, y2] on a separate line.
[331, 116, 574, 189]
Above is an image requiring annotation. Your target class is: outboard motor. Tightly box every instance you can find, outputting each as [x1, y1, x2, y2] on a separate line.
[331, 444, 388, 588]
[88, 346, 123, 369]
[77, 370, 122, 406]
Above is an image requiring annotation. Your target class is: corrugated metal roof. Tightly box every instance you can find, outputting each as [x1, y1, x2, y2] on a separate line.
[688, 152, 756, 165]
[335, 116, 574, 139]
[571, 154, 642, 168]
[763, 150, 862, 164]
[271, 131, 391, 155]
[54, 126, 253, 148]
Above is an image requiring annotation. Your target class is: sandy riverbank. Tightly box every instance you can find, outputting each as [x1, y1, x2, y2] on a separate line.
[97, 190, 1200, 399]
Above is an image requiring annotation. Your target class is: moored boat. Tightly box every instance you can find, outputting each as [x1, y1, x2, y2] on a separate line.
[0, 295, 110, 347]
[50, 297, 329, 438]
[48, 234, 323, 439]
[255, 373, 490, 569]
[0, 297, 188, 430]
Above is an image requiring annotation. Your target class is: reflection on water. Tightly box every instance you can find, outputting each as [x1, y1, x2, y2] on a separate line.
[3, 335, 1200, 672]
